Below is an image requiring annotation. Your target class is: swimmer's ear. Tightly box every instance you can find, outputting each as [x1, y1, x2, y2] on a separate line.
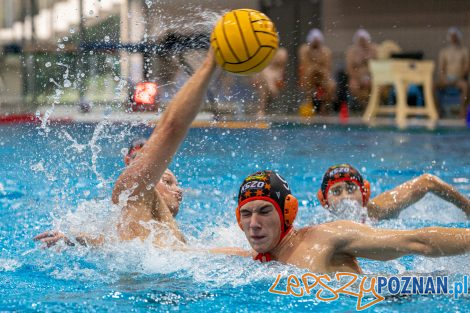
[284, 195, 298, 228]
[362, 180, 371, 205]
[317, 189, 328, 207]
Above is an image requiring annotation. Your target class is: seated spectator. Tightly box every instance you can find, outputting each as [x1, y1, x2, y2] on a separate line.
[437, 27, 469, 117]
[298, 29, 336, 114]
[345, 29, 378, 110]
[252, 47, 288, 117]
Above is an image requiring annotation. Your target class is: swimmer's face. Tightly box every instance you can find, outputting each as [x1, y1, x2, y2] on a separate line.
[310, 38, 321, 48]
[450, 32, 460, 45]
[326, 181, 363, 213]
[239, 200, 281, 253]
[156, 169, 183, 217]
[358, 36, 368, 47]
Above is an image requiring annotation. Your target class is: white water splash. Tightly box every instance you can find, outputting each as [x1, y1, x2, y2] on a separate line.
[0, 258, 21, 272]
[329, 199, 369, 223]
[398, 193, 467, 223]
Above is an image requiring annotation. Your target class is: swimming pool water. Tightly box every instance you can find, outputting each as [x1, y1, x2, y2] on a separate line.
[1, 122, 470, 312]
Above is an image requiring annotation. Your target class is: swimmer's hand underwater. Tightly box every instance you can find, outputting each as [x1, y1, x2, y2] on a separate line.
[34, 231, 104, 248]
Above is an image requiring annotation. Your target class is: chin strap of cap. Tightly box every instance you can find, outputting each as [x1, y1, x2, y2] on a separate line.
[254, 253, 272, 262]
[253, 227, 292, 263]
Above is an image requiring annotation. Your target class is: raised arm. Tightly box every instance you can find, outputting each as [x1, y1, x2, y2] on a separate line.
[112, 51, 216, 204]
[330, 220, 470, 261]
[368, 173, 470, 220]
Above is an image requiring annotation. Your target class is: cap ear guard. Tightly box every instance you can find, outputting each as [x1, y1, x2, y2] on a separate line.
[236, 194, 299, 230]
[362, 179, 371, 205]
[236, 205, 242, 229]
[317, 189, 328, 207]
[283, 194, 298, 228]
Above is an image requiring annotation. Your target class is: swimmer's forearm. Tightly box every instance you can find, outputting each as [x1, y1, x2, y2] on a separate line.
[412, 227, 470, 257]
[368, 174, 470, 220]
[338, 222, 470, 260]
[171, 246, 251, 257]
[208, 247, 252, 257]
[75, 233, 105, 247]
[359, 227, 470, 258]
[425, 176, 470, 216]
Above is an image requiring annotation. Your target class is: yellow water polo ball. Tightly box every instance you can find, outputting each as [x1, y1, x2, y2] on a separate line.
[210, 9, 279, 75]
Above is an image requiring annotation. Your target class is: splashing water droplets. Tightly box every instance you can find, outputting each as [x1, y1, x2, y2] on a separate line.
[63, 80, 72, 88]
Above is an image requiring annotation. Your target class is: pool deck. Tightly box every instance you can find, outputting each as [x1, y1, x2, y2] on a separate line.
[0, 105, 467, 129]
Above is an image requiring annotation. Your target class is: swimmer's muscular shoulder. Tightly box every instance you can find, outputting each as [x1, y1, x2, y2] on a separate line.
[300, 221, 360, 246]
[294, 223, 362, 273]
[283, 226, 340, 272]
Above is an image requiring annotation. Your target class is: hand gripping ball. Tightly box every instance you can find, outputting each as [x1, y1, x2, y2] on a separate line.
[210, 9, 279, 75]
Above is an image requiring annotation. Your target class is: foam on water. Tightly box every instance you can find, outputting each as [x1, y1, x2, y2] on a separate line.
[0, 259, 21, 272]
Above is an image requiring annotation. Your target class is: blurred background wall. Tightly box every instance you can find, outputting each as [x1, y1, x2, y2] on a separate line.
[0, 0, 468, 114]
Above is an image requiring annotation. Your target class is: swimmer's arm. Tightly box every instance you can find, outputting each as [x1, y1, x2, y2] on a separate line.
[297, 45, 308, 87]
[112, 51, 216, 204]
[174, 246, 252, 257]
[326, 47, 333, 73]
[75, 233, 105, 246]
[368, 174, 470, 220]
[438, 49, 446, 80]
[297, 44, 308, 68]
[345, 47, 355, 75]
[208, 247, 252, 257]
[463, 49, 469, 75]
[332, 220, 470, 261]
[34, 231, 105, 248]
